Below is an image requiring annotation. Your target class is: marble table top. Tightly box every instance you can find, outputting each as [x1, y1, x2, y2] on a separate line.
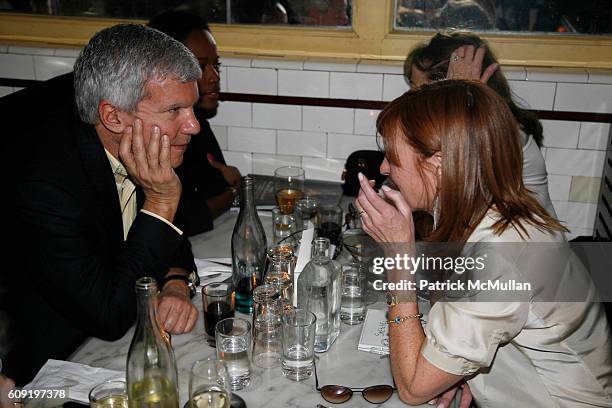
[69, 210, 435, 408]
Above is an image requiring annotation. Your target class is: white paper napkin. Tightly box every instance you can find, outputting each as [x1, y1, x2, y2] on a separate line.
[194, 258, 232, 285]
[25, 359, 124, 403]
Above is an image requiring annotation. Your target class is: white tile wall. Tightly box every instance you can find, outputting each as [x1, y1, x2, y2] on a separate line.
[210, 125, 228, 150]
[304, 61, 357, 72]
[0, 45, 8, 53]
[357, 62, 403, 75]
[500, 66, 526, 81]
[546, 148, 606, 177]
[509, 80, 556, 110]
[252, 153, 302, 175]
[554, 83, 612, 113]
[301, 156, 345, 182]
[227, 67, 277, 95]
[565, 202, 598, 229]
[587, 69, 612, 84]
[330, 72, 383, 101]
[354, 109, 381, 136]
[8, 46, 54, 56]
[552, 201, 569, 222]
[383, 74, 410, 101]
[219, 70, 228, 93]
[278, 70, 329, 98]
[221, 57, 251, 67]
[0, 54, 35, 79]
[253, 103, 301, 130]
[302, 106, 354, 134]
[565, 227, 594, 240]
[525, 67, 588, 83]
[252, 59, 304, 70]
[222, 150, 253, 175]
[0, 87, 12, 97]
[327, 134, 378, 159]
[277, 130, 326, 157]
[33, 56, 75, 81]
[547, 175, 572, 201]
[541, 120, 580, 149]
[209, 101, 252, 127]
[228, 127, 276, 154]
[54, 48, 82, 58]
[578, 122, 610, 150]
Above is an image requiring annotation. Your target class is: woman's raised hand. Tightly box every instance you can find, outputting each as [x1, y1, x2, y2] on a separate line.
[447, 45, 498, 84]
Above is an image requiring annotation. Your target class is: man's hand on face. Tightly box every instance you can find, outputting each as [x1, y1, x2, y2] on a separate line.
[0, 374, 15, 408]
[207, 153, 241, 189]
[119, 118, 182, 222]
[157, 272, 198, 334]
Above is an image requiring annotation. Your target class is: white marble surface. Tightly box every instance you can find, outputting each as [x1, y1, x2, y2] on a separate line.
[69, 210, 434, 408]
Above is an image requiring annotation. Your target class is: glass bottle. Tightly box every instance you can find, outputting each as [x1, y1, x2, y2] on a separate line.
[296, 238, 341, 352]
[264, 244, 294, 308]
[231, 176, 267, 313]
[126, 277, 179, 408]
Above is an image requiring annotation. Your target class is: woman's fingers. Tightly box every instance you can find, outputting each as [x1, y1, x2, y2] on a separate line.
[381, 185, 412, 218]
[480, 62, 499, 83]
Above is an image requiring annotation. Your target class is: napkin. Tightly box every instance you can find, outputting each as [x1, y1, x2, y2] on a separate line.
[195, 258, 232, 285]
[25, 359, 124, 403]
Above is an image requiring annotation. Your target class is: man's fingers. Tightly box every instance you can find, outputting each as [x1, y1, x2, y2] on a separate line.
[480, 63, 498, 83]
[185, 306, 199, 333]
[159, 134, 171, 170]
[146, 126, 161, 171]
[132, 119, 148, 171]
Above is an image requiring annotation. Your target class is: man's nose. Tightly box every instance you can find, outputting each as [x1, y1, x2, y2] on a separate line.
[184, 109, 201, 135]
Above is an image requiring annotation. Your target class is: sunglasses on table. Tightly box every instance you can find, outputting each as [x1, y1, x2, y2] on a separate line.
[314, 358, 396, 404]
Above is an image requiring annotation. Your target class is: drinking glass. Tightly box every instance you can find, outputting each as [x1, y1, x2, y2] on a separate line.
[272, 207, 296, 243]
[88, 380, 128, 408]
[202, 283, 235, 338]
[281, 309, 317, 381]
[188, 358, 232, 408]
[252, 284, 282, 369]
[294, 197, 319, 231]
[215, 317, 252, 390]
[274, 166, 305, 215]
[264, 244, 295, 307]
[340, 262, 366, 324]
[316, 204, 343, 247]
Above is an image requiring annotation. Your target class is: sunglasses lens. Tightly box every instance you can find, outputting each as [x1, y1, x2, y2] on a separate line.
[321, 385, 353, 404]
[363, 385, 394, 404]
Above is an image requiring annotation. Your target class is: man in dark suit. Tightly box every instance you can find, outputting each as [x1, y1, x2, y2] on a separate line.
[3, 24, 202, 385]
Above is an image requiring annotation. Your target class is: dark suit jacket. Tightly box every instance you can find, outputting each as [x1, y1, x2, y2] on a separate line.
[3, 82, 196, 385]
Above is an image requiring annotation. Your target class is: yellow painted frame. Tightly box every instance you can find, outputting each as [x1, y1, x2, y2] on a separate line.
[1, 0, 612, 68]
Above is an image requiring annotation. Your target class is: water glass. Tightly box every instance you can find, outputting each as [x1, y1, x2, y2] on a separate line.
[281, 309, 317, 381]
[202, 283, 235, 338]
[215, 317, 252, 390]
[272, 207, 296, 243]
[340, 262, 366, 324]
[274, 166, 305, 214]
[88, 380, 128, 408]
[295, 197, 319, 230]
[252, 284, 282, 369]
[189, 358, 232, 408]
[316, 204, 343, 247]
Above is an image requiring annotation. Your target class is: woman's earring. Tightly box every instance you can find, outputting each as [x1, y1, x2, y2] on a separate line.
[432, 194, 440, 230]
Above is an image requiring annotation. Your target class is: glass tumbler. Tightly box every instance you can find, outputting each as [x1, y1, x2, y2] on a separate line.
[340, 262, 366, 324]
[88, 380, 128, 408]
[215, 317, 252, 390]
[281, 309, 317, 381]
[188, 358, 232, 408]
[252, 284, 282, 369]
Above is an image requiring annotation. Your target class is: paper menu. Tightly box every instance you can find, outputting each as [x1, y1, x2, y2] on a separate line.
[357, 308, 390, 355]
[293, 227, 314, 306]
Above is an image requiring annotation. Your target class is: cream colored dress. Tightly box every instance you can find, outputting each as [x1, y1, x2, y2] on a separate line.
[420, 212, 612, 407]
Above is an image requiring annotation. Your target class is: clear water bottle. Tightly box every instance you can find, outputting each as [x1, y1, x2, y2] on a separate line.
[296, 238, 341, 352]
[231, 176, 267, 314]
[126, 277, 179, 408]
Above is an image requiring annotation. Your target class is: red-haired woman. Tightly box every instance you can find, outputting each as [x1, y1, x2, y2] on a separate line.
[356, 80, 611, 407]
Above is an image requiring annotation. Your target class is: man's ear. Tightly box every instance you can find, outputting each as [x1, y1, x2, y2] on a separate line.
[98, 100, 131, 133]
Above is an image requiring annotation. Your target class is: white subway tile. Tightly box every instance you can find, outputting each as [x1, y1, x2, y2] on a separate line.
[327, 134, 378, 159]
[304, 61, 357, 72]
[383, 74, 409, 101]
[302, 156, 345, 182]
[357, 62, 403, 75]
[508, 80, 556, 110]
[547, 175, 572, 201]
[0, 54, 35, 80]
[565, 226, 594, 241]
[500, 66, 526, 81]
[541, 147, 548, 160]
[302, 106, 354, 134]
[551, 201, 568, 222]
[228, 127, 276, 154]
[34, 56, 75, 81]
[8, 45, 54, 56]
[0, 45, 7, 53]
[252, 153, 302, 176]
[0, 86, 14, 97]
[587, 69, 612, 84]
[209, 101, 252, 127]
[221, 57, 251, 67]
[54, 47, 82, 58]
[546, 148, 606, 177]
[278, 70, 329, 98]
[564, 202, 598, 229]
[354, 109, 381, 136]
[252, 103, 301, 130]
[227, 67, 277, 95]
[578, 122, 610, 150]
[330, 72, 383, 101]
[554, 83, 612, 113]
[277, 130, 326, 157]
[541, 120, 580, 149]
[210, 125, 228, 150]
[219, 69, 228, 92]
[222, 150, 252, 175]
[252, 59, 303, 70]
[526, 67, 588, 83]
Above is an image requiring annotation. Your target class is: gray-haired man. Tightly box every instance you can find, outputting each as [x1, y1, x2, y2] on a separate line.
[4, 24, 202, 385]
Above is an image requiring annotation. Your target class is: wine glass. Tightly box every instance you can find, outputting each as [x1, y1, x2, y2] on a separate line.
[189, 358, 232, 408]
[274, 166, 305, 214]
